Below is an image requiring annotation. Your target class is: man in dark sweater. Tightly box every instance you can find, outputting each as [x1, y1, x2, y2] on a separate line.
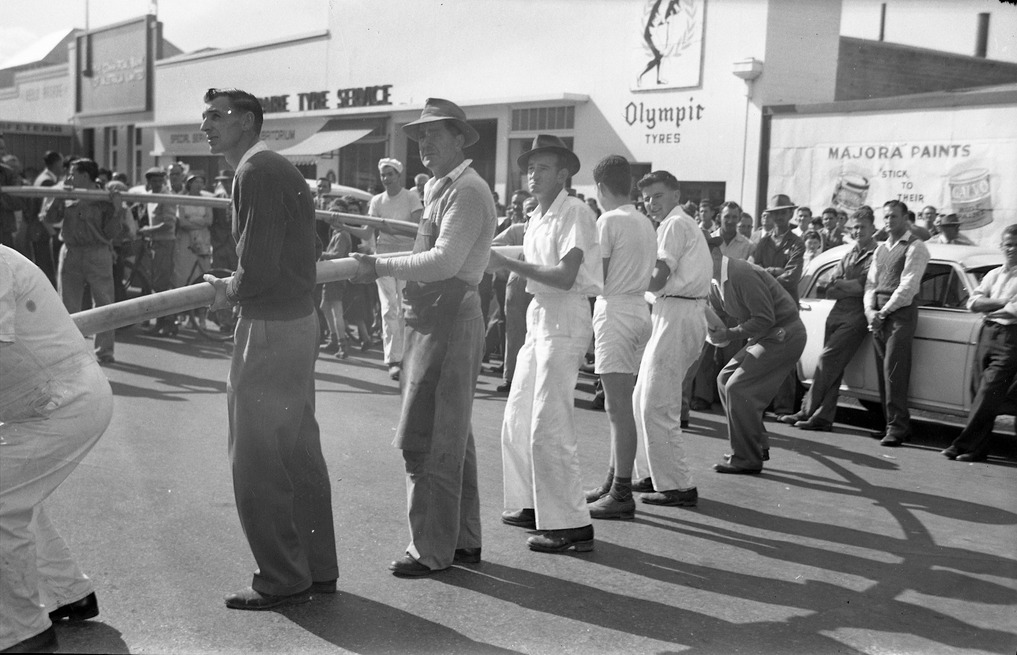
[707, 239, 807, 474]
[201, 88, 337, 610]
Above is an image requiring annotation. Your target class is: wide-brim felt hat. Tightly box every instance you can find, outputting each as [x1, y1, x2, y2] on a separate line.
[403, 98, 479, 148]
[516, 134, 581, 176]
[144, 166, 165, 178]
[936, 213, 961, 226]
[214, 169, 234, 181]
[764, 194, 797, 212]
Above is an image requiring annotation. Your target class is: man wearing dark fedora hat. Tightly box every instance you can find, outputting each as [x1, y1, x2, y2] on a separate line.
[931, 213, 975, 245]
[489, 134, 601, 554]
[749, 193, 805, 416]
[351, 97, 495, 576]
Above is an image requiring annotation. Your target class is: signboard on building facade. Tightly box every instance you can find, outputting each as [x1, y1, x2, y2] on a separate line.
[76, 16, 154, 117]
[632, 0, 706, 91]
[769, 102, 1017, 246]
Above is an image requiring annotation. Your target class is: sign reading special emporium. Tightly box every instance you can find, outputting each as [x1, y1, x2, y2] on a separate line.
[76, 16, 154, 117]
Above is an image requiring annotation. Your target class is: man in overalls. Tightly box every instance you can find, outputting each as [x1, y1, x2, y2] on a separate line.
[352, 98, 495, 576]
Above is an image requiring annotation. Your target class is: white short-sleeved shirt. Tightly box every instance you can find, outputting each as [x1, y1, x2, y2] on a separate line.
[523, 189, 603, 297]
[656, 206, 712, 298]
[598, 204, 657, 298]
[369, 188, 423, 254]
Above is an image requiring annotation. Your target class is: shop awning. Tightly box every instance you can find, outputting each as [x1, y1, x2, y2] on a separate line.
[151, 117, 328, 157]
[277, 128, 372, 157]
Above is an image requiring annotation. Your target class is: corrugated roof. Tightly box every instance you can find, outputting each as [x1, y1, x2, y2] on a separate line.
[0, 27, 76, 71]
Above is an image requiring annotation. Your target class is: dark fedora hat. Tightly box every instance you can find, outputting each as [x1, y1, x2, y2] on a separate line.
[403, 98, 479, 147]
[144, 166, 165, 178]
[516, 134, 581, 176]
[214, 169, 234, 181]
[764, 193, 797, 212]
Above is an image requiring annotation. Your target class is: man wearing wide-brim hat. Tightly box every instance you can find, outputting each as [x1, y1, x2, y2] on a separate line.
[351, 97, 495, 577]
[931, 213, 975, 245]
[488, 134, 602, 554]
[748, 193, 805, 416]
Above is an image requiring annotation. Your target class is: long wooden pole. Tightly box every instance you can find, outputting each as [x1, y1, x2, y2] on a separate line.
[1, 186, 418, 236]
[70, 246, 524, 336]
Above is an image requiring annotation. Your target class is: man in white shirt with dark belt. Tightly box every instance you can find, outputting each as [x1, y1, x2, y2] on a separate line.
[490, 135, 602, 554]
[630, 170, 712, 506]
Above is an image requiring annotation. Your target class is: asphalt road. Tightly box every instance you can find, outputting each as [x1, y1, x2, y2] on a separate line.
[42, 325, 1017, 655]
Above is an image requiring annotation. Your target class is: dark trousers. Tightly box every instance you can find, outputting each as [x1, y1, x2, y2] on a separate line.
[950, 323, 1017, 458]
[872, 302, 919, 439]
[718, 321, 808, 470]
[802, 309, 868, 423]
[227, 312, 338, 596]
[150, 240, 175, 328]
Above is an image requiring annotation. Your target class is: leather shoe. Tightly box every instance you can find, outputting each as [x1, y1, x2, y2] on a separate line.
[501, 508, 536, 529]
[689, 398, 711, 411]
[941, 446, 960, 460]
[588, 493, 636, 520]
[225, 586, 311, 610]
[879, 434, 906, 447]
[310, 579, 337, 594]
[496, 381, 511, 393]
[527, 525, 595, 553]
[795, 419, 833, 432]
[453, 547, 482, 564]
[389, 554, 442, 577]
[584, 486, 609, 503]
[680, 419, 690, 429]
[630, 477, 654, 493]
[640, 488, 698, 507]
[714, 462, 762, 475]
[777, 413, 803, 425]
[1, 626, 57, 653]
[724, 449, 769, 462]
[49, 592, 98, 622]
[956, 453, 987, 462]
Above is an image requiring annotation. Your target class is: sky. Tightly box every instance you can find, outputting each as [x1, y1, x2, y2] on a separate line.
[2, 0, 1016, 67]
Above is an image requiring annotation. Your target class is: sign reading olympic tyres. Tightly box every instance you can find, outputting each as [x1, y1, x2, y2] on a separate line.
[76, 16, 154, 116]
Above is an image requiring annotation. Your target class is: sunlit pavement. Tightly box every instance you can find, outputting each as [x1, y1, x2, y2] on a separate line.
[47, 326, 1016, 655]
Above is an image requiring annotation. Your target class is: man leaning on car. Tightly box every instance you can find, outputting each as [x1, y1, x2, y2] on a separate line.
[942, 223, 1017, 462]
[863, 200, 930, 447]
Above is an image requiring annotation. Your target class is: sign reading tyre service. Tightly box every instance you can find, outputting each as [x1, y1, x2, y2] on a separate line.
[768, 102, 1017, 246]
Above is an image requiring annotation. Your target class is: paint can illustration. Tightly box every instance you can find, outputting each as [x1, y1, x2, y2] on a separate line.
[832, 173, 869, 213]
[948, 169, 993, 229]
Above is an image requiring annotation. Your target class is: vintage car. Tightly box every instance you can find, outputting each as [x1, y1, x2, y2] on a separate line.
[796, 242, 1012, 419]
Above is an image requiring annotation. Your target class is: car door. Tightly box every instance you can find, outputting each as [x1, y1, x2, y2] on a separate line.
[796, 261, 838, 384]
[908, 262, 983, 414]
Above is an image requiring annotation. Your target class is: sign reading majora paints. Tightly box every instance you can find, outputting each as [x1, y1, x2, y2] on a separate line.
[770, 136, 1017, 244]
[631, 0, 706, 92]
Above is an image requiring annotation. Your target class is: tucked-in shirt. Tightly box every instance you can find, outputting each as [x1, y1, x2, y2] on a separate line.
[968, 263, 1017, 326]
[864, 231, 931, 315]
[523, 188, 602, 297]
[44, 195, 121, 248]
[376, 159, 495, 285]
[598, 203, 656, 298]
[714, 230, 754, 261]
[144, 191, 178, 242]
[369, 187, 423, 254]
[656, 205, 711, 298]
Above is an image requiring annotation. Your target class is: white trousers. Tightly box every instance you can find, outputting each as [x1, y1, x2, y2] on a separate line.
[376, 276, 406, 365]
[633, 297, 706, 491]
[0, 360, 112, 649]
[501, 295, 592, 530]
